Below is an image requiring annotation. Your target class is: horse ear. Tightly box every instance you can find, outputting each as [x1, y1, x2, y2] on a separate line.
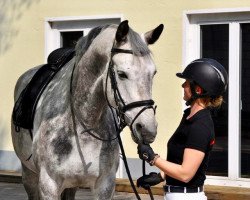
[144, 24, 164, 45]
[116, 20, 129, 43]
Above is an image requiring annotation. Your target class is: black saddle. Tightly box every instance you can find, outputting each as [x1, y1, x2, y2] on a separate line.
[12, 47, 75, 130]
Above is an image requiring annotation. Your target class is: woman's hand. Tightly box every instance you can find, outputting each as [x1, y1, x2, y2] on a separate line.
[137, 172, 164, 189]
[137, 144, 158, 165]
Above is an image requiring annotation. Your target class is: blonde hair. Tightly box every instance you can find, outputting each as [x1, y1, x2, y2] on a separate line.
[199, 96, 224, 108]
[197, 96, 223, 108]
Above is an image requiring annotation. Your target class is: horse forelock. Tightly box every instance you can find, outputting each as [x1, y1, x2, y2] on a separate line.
[127, 28, 151, 56]
[75, 24, 151, 64]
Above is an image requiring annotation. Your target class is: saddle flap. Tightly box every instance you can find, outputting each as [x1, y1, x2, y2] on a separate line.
[13, 47, 75, 130]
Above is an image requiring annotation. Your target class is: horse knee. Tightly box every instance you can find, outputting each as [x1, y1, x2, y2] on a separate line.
[38, 182, 60, 200]
[93, 176, 116, 200]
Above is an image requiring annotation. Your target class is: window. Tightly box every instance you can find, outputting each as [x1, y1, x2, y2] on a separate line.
[61, 31, 83, 48]
[241, 23, 250, 178]
[184, 9, 250, 187]
[200, 24, 229, 177]
[45, 15, 121, 60]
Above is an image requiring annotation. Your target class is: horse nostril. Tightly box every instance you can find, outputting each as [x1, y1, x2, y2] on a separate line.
[134, 122, 156, 144]
[135, 123, 143, 133]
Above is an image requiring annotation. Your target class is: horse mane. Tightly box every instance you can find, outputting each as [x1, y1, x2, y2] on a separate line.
[128, 28, 151, 56]
[75, 23, 151, 64]
[75, 25, 151, 63]
[75, 24, 110, 64]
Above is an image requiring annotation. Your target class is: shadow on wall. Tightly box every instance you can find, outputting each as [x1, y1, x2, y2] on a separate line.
[0, 118, 21, 172]
[0, 0, 41, 55]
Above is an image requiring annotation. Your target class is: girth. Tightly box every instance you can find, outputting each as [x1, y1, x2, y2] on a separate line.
[12, 47, 75, 130]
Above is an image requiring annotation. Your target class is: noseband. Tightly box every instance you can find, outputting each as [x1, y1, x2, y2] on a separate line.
[107, 47, 156, 135]
[70, 44, 156, 200]
[106, 46, 156, 200]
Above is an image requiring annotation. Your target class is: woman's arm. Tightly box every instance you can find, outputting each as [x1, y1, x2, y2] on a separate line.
[154, 148, 205, 183]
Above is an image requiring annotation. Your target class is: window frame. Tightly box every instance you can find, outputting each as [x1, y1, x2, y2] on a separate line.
[44, 15, 123, 61]
[183, 8, 250, 187]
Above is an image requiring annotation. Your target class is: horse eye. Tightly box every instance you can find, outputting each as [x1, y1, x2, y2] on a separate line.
[117, 71, 128, 79]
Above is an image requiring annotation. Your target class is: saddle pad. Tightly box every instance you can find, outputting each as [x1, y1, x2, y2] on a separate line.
[12, 48, 75, 130]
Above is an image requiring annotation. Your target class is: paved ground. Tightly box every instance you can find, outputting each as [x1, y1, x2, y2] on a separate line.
[0, 182, 163, 200]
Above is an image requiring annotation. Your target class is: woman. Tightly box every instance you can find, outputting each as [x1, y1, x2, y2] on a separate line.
[137, 58, 228, 200]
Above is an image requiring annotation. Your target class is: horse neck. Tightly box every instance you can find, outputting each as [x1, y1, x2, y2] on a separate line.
[71, 47, 111, 129]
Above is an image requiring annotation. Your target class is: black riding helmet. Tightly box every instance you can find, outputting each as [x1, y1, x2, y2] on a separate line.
[176, 58, 228, 105]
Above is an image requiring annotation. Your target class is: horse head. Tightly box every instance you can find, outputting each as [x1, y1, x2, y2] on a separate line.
[106, 21, 164, 144]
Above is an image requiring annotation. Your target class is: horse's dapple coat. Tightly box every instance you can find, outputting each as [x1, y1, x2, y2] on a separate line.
[11, 21, 163, 200]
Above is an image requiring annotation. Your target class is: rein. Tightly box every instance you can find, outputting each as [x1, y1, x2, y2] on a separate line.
[69, 45, 156, 200]
[106, 47, 156, 200]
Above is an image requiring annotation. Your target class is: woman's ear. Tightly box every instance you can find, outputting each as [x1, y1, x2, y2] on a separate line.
[196, 86, 203, 94]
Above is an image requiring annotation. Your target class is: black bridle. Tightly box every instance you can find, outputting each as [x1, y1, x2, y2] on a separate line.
[70, 45, 156, 200]
[107, 47, 156, 134]
[105, 46, 156, 200]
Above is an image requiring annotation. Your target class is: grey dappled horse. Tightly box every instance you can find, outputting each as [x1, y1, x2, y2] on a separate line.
[11, 21, 163, 200]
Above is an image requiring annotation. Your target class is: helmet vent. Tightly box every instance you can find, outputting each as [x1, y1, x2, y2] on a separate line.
[211, 65, 226, 84]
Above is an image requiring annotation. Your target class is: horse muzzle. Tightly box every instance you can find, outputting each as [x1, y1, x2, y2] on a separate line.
[131, 114, 158, 144]
[122, 101, 157, 144]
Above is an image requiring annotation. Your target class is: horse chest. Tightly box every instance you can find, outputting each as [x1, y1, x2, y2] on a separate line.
[52, 138, 119, 177]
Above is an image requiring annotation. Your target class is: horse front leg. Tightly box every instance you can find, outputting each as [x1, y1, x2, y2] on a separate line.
[22, 163, 39, 200]
[92, 174, 116, 200]
[38, 167, 62, 200]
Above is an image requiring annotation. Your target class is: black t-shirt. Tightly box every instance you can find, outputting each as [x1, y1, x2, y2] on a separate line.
[165, 108, 215, 187]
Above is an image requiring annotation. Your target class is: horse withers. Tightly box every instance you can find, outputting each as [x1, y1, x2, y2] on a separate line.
[11, 21, 164, 200]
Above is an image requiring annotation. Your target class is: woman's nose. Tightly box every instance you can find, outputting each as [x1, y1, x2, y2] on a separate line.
[182, 80, 189, 88]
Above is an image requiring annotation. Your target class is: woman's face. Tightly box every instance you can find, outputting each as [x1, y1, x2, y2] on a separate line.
[182, 80, 192, 101]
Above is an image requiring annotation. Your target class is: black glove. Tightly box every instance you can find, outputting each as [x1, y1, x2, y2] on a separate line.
[137, 172, 164, 189]
[137, 144, 157, 165]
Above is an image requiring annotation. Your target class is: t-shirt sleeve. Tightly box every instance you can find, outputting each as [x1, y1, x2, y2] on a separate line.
[185, 123, 211, 153]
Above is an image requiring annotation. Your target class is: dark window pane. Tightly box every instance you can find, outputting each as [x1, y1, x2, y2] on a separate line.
[61, 31, 83, 48]
[240, 23, 250, 178]
[201, 24, 229, 176]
